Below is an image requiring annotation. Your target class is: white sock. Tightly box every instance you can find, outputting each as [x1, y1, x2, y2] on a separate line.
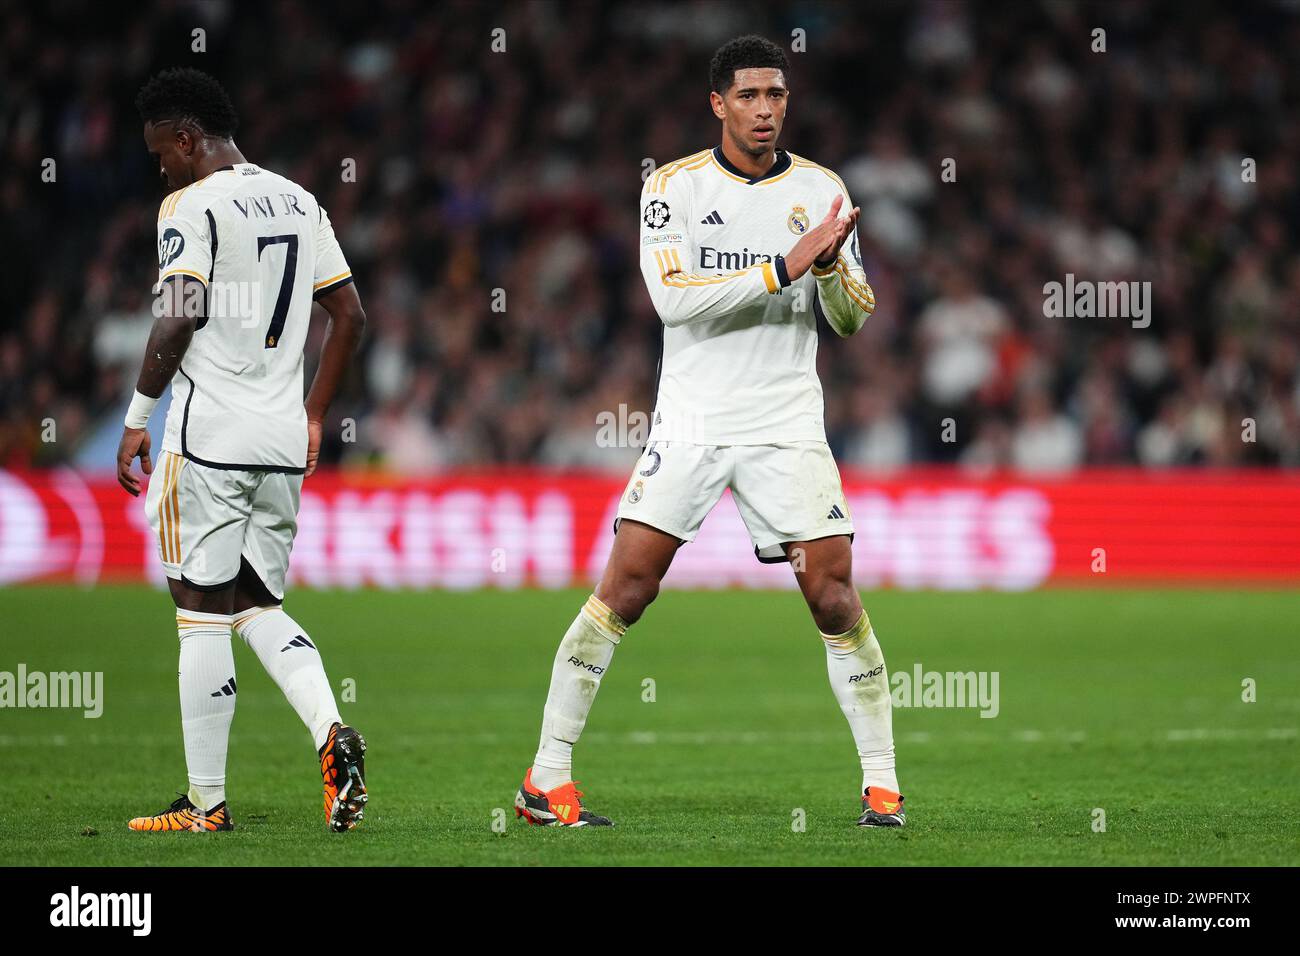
[822, 611, 899, 794]
[176, 609, 236, 809]
[531, 595, 627, 792]
[234, 606, 342, 751]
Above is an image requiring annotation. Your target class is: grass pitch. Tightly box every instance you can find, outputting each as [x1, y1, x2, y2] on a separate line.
[1, 585, 1297, 866]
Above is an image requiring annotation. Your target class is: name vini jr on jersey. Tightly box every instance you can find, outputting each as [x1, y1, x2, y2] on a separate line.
[231, 193, 308, 219]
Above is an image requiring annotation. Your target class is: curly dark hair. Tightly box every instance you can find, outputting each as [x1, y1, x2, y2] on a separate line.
[135, 67, 239, 139]
[709, 35, 790, 94]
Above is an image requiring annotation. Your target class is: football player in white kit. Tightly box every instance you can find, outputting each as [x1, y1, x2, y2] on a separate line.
[117, 69, 369, 833]
[516, 36, 904, 829]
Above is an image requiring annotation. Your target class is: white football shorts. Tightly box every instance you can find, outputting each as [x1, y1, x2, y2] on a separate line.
[145, 450, 301, 598]
[613, 440, 854, 562]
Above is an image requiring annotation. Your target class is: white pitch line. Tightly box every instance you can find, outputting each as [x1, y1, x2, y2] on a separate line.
[1166, 727, 1298, 742]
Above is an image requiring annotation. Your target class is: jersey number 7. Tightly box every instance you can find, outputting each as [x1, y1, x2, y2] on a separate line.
[257, 234, 299, 348]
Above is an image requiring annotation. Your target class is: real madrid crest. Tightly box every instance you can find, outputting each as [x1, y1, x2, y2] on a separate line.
[628, 479, 644, 504]
[787, 205, 810, 235]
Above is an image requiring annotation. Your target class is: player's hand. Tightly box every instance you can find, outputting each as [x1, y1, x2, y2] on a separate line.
[306, 418, 322, 478]
[116, 427, 153, 497]
[814, 202, 860, 268]
[784, 196, 853, 281]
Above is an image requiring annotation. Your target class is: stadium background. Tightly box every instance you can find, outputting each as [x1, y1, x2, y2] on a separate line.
[1, 0, 1298, 868]
[3, 0, 1299, 589]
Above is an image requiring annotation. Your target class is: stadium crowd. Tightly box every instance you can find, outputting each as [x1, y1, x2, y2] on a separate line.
[2, 0, 1297, 473]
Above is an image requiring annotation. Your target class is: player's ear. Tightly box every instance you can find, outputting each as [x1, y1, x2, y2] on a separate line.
[709, 90, 726, 121]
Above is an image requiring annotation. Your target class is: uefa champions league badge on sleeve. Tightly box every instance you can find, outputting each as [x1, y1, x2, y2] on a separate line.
[787, 205, 810, 235]
[643, 199, 671, 229]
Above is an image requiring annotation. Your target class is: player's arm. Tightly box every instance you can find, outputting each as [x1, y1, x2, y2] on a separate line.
[811, 189, 875, 337]
[304, 283, 366, 476]
[639, 173, 842, 328]
[117, 197, 213, 495]
[303, 205, 365, 477]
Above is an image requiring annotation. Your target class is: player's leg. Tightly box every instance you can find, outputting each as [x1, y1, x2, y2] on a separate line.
[232, 562, 341, 754]
[518, 442, 726, 827]
[534, 518, 679, 775]
[593, 517, 681, 624]
[517, 520, 679, 827]
[233, 472, 365, 832]
[784, 533, 903, 825]
[130, 454, 246, 832]
[732, 442, 904, 826]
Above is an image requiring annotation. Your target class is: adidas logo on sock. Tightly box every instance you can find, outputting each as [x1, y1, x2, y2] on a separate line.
[700, 210, 724, 225]
[280, 635, 317, 652]
[210, 677, 237, 698]
[827, 504, 846, 520]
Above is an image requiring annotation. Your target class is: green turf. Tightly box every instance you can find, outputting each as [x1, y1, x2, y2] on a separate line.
[1, 585, 1297, 866]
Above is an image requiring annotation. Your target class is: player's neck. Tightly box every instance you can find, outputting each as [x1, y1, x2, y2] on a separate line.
[193, 141, 247, 181]
[719, 133, 776, 179]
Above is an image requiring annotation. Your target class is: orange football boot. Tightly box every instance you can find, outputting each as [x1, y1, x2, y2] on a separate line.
[514, 768, 613, 827]
[320, 722, 368, 832]
[858, 786, 906, 827]
[128, 793, 233, 832]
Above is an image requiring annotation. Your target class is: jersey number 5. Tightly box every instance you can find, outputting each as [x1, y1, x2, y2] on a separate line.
[257, 234, 299, 348]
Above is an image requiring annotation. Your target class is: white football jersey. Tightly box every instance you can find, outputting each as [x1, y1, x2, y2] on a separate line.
[154, 163, 353, 471]
[639, 146, 874, 445]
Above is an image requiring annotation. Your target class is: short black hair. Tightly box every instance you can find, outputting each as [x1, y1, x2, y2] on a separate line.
[135, 67, 239, 139]
[709, 35, 789, 94]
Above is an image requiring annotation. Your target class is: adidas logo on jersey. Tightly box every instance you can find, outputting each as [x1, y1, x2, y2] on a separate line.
[827, 504, 846, 520]
[280, 635, 317, 653]
[210, 677, 237, 698]
[700, 210, 725, 225]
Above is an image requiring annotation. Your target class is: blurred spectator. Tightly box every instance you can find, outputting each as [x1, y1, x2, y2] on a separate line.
[1011, 385, 1083, 472]
[917, 266, 1010, 408]
[841, 382, 912, 471]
